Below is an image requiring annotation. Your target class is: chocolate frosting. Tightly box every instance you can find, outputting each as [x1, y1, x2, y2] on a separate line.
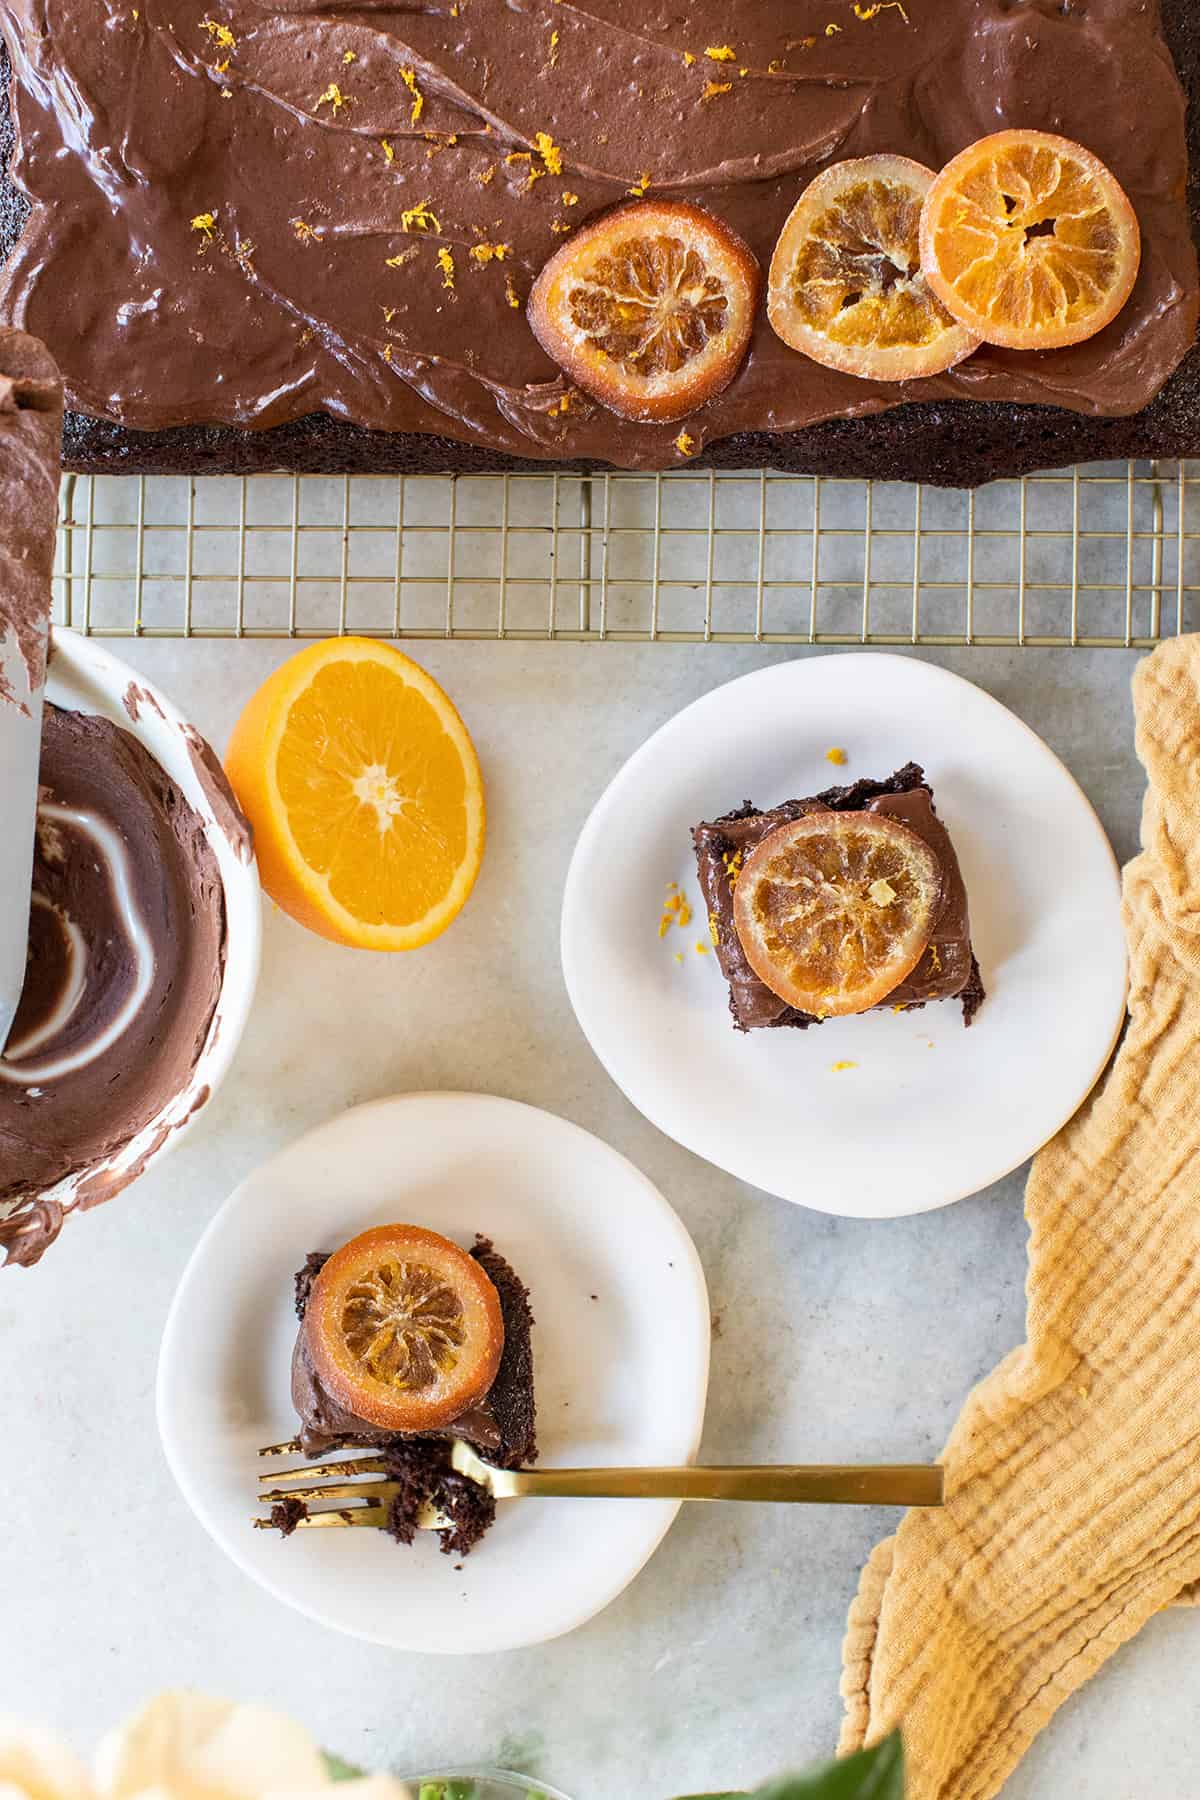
[0, 0, 1195, 468]
[0, 326, 59, 709]
[0, 703, 226, 1265]
[291, 1332, 504, 1458]
[693, 763, 978, 1032]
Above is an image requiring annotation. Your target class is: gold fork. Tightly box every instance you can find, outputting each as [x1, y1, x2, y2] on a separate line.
[254, 1439, 944, 1531]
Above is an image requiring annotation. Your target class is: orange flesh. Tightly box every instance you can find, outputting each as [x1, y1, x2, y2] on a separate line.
[920, 131, 1140, 349]
[528, 200, 759, 421]
[278, 658, 470, 929]
[223, 638, 485, 952]
[307, 1224, 505, 1433]
[767, 156, 978, 381]
[790, 179, 960, 350]
[567, 235, 729, 377]
[733, 811, 943, 1017]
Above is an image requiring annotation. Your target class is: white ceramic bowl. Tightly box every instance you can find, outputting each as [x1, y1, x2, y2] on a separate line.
[28, 628, 261, 1230]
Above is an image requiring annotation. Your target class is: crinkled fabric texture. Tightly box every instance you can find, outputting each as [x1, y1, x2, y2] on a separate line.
[840, 632, 1200, 1800]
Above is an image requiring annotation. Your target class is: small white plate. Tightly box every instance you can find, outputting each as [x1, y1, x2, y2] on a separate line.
[157, 1092, 710, 1651]
[561, 653, 1126, 1218]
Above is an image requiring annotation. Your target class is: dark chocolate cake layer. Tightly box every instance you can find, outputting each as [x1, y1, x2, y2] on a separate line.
[693, 762, 984, 1032]
[0, 0, 1197, 480]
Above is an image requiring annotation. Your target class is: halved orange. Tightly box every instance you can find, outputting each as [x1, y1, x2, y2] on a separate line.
[732, 811, 943, 1017]
[528, 200, 760, 422]
[306, 1225, 505, 1433]
[767, 155, 979, 381]
[919, 130, 1141, 351]
[224, 638, 484, 951]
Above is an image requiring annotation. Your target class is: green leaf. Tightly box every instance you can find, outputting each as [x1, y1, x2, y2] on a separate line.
[676, 1731, 904, 1800]
[322, 1755, 366, 1783]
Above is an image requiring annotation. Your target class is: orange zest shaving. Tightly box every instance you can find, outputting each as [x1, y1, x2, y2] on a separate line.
[199, 17, 236, 48]
[315, 82, 350, 113]
[534, 131, 563, 174]
[401, 67, 424, 124]
[674, 430, 698, 456]
[437, 246, 456, 289]
[190, 212, 217, 237]
[400, 199, 440, 232]
[705, 44, 735, 60]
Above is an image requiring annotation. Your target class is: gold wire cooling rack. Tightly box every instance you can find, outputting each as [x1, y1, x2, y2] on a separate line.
[52, 459, 1198, 648]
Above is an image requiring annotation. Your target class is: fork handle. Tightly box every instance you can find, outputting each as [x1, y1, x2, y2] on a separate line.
[508, 1464, 944, 1507]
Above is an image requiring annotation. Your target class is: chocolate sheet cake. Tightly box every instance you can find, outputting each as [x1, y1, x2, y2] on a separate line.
[289, 1236, 536, 1556]
[0, 0, 1197, 480]
[693, 762, 983, 1032]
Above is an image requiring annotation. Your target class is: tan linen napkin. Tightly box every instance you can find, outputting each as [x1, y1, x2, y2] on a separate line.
[839, 633, 1200, 1800]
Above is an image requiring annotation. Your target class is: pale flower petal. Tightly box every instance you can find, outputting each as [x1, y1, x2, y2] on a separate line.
[0, 1722, 95, 1800]
[95, 1697, 329, 1800]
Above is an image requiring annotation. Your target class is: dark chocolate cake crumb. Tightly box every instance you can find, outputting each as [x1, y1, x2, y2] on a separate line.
[382, 1439, 441, 1547]
[293, 1251, 330, 1320]
[435, 1466, 498, 1557]
[471, 1236, 537, 1469]
[959, 953, 987, 1029]
[380, 1439, 497, 1557]
[270, 1496, 309, 1537]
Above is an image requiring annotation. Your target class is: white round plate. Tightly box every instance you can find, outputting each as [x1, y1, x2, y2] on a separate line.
[562, 653, 1126, 1218]
[157, 1092, 709, 1651]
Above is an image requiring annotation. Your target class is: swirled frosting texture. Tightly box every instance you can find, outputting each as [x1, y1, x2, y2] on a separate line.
[0, 0, 1196, 467]
[0, 704, 226, 1267]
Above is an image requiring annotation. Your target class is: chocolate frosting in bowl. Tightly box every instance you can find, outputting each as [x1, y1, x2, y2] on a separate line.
[0, 0, 1195, 467]
[0, 702, 228, 1266]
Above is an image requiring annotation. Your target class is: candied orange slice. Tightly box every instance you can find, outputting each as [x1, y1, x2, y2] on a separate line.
[527, 200, 759, 422]
[732, 811, 943, 1017]
[919, 130, 1141, 351]
[306, 1225, 505, 1433]
[767, 155, 979, 381]
[224, 638, 484, 952]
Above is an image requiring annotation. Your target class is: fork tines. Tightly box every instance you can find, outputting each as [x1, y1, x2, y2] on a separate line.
[253, 1441, 447, 1533]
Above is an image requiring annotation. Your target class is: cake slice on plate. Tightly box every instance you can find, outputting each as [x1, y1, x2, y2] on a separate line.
[283, 1225, 536, 1557]
[692, 762, 983, 1033]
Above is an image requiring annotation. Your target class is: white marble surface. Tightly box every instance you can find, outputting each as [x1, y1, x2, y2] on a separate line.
[3, 639, 1198, 1799]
